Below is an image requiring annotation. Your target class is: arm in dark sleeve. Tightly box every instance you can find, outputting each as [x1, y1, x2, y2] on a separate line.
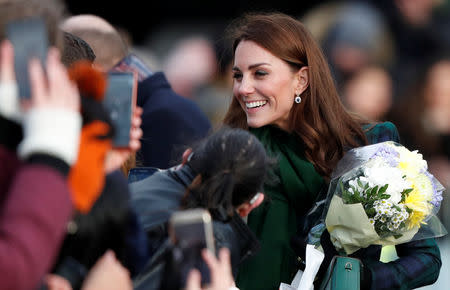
[139, 105, 210, 169]
[363, 238, 441, 290]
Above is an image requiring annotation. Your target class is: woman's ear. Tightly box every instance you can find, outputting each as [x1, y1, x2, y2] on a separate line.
[181, 148, 193, 165]
[296, 66, 309, 95]
[237, 193, 265, 217]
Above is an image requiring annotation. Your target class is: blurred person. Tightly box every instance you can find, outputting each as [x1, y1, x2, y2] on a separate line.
[303, 1, 394, 94]
[131, 126, 273, 290]
[163, 35, 217, 99]
[61, 14, 211, 169]
[342, 65, 393, 121]
[0, 39, 81, 290]
[222, 11, 441, 290]
[39, 61, 147, 290]
[363, 0, 447, 99]
[60, 29, 142, 177]
[193, 36, 233, 129]
[0, 0, 111, 289]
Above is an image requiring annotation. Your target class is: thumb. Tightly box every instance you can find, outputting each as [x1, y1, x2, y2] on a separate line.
[185, 269, 202, 290]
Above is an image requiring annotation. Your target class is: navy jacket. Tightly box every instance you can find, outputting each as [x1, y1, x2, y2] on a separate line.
[137, 73, 211, 169]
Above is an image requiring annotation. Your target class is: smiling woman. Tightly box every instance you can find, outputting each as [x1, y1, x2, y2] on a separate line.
[222, 11, 442, 290]
[231, 40, 309, 131]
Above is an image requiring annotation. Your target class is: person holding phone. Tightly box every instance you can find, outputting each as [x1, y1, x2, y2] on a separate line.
[60, 14, 212, 170]
[0, 38, 81, 290]
[130, 126, 274, 290]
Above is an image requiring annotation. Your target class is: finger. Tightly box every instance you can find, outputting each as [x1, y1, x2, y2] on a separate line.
[46, 48, 66, 102]
[134, 106, 143, 117]
[218, 248, 232, 272]
[67, 81, 81, 111]
[28, 58, 47, 106]
[0, 40, 16, 82]
[129, 139, 141, 152]
[131, 114, 142, 128]
[201, 248, 219, 271]
[130, 127, 143, 140]
[185, 269, 202, 290]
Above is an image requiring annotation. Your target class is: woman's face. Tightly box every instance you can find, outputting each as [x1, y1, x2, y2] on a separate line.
[232, 40, 301, 131]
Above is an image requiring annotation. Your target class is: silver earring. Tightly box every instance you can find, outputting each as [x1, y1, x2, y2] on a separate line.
[294, 95, 302, 104]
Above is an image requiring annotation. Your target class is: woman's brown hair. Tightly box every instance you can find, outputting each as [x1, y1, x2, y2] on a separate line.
[223, 12, 368, 178]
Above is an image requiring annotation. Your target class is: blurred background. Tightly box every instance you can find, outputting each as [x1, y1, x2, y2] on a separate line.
[65, 0, 450, 288]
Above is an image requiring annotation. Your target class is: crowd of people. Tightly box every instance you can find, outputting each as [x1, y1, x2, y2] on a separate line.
[0, 0, 448, 289]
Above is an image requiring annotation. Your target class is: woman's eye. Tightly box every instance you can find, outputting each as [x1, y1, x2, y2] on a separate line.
[255, 70, 268, 77]
[232, 72, 243, 80]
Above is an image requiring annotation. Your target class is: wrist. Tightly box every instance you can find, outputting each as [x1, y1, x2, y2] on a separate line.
[0, 81, 21, 123]
[26, 153, 70, 176]
[18, 107, 81, 165]
[0, 115, 23, 151]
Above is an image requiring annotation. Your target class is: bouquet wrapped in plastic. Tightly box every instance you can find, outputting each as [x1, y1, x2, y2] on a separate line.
[318, 141, 447, 255]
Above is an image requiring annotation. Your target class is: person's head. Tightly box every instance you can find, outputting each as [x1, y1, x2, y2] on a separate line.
[60, 14, 128, 71]
[223, 12, 367, 178]
[0, 0, 66, 50]
[180, 126, 272, 218]
[322, 2, 392, 86]
[61, 31, 96, 67]
[342, 65, 393, 122]
[163, 35, 217, 98]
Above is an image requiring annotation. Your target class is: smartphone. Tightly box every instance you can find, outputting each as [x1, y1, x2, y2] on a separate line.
[103, 71, 137, 148]
[168, 208, 215, 287]
[127, 167, 160, 183]
[111, 53, 153, 81]
[6, 17, 49, 100]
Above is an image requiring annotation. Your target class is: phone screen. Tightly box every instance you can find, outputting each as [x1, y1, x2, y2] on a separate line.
[169, 209, 215, 287]
[103, 72, 137, 147]
[128, 167, 159, 183]
[6, 17, 48, 100]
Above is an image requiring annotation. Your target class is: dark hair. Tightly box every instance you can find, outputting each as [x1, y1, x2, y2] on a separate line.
[61, 31, 96, 67]
[51, 173, 131, 288]
[180, 126, 273, 218]
[0, 0, 66, 50]
[223, 12, 368, 179]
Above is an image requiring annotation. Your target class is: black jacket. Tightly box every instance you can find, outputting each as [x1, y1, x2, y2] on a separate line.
[137, 73, 211, 169]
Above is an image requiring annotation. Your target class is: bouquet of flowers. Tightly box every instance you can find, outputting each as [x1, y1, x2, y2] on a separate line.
[321, 141, 447, 254]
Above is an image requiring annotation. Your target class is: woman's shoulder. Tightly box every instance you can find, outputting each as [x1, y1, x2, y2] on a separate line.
[363, 121, 400, 144]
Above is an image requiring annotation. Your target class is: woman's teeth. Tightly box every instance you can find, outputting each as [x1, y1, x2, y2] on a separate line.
[246, 100, 267, 108]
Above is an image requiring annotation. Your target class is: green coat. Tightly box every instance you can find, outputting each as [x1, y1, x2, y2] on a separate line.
[236, 125, 324, 290]
[235, 122, 403, 290]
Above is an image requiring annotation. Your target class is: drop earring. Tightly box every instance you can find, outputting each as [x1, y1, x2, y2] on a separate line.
[294, 94, 302, 104]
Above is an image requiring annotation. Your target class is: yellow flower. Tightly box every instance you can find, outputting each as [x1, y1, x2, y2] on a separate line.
[403, 185, 433, 229]
[395, 146, 427, 178]
[410, 173, 433, 201]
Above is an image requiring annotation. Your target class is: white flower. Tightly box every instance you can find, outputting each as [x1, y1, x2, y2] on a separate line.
[363, 166, 411, 204]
